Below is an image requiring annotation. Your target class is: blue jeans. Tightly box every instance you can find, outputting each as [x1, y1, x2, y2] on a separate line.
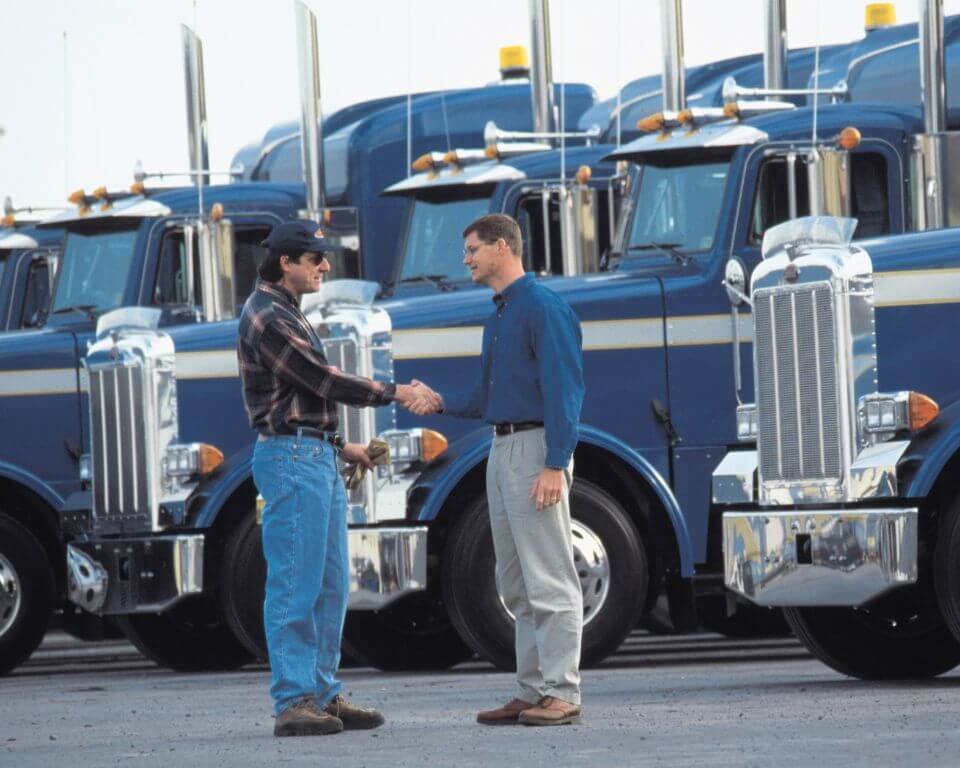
[251, 433, 349, 716]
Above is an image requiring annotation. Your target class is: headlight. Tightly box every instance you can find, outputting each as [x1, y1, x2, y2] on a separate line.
[736, 404, 758, 442]
[163, 442, 224, 479]
[858, 391, 939, 442]
[380, 428, 448, 467]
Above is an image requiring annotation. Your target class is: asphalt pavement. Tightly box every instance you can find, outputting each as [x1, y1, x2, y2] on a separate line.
[3, 630, 960, 767]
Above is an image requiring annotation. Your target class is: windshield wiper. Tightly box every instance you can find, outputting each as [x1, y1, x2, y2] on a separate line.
[49, 304, 98, 320]
[397, 274, 454, 292]
[624, 242, 692, 266]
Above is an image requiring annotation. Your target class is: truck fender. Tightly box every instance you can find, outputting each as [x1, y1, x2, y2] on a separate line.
[191, 445, 256, 529]
[0, 461, 64, 513]
[409, 423, 695, 577]
[902, 399, 960, 498]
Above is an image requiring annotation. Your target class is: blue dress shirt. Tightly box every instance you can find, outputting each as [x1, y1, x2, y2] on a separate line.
[440, 273, 584, 468]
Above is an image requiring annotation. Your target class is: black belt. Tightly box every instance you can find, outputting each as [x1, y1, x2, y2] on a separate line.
[260, 427, 343, 447]
[493, 421, 544, 436]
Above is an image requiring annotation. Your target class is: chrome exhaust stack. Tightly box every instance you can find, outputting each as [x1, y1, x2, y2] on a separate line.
[762, 0, 788, 91]
[912, 0, 960, 230]
[529, 0, 556, 140]
[181, 25, 209, 188]
[295, 0, 325, 217]
[659, 0, 685, 112]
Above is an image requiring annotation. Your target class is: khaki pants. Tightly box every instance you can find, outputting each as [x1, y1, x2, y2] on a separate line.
[487, 428, 582, 705]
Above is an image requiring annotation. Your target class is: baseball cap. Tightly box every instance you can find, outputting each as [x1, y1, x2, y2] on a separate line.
[260, 220, 344, 256]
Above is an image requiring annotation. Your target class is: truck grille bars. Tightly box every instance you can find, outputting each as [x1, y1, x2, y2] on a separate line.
[754, 282, 841, 484]
[89, 362, 153, 532]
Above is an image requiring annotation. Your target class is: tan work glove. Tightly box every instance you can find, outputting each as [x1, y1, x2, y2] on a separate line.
[345, 437, 390, 490]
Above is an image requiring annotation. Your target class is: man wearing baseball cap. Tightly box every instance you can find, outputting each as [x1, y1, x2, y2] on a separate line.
[238, 219, 438, 737]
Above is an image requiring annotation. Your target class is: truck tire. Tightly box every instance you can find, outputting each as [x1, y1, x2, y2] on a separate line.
[783, 588, 960, 679]
[0, 513, 55, 675]
[697, 595, 792, 637]
[341, 595, 475, 671]
[442, 478, 647, 671]
[116, 599, 253, 672]
[934, 492, 960, 644]
[219, 509, 415, 668]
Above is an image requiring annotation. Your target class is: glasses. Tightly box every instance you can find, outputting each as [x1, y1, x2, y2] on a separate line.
[462, 241, 495, 259]
[304, 252, 330, 266]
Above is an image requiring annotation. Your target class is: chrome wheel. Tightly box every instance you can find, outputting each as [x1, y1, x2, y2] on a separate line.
[0, 552, 22, 639]
[499, 519, 611, 628]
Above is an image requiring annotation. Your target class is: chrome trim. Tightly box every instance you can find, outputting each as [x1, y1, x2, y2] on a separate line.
[383, 162, 526, 194]
[347, 527, 427, 609]
[919, 0, 946, 135]
[712, 450, 758, 504]
[849, 440, 910, 498]
[606, 122, 767, 160]
[38, 197, 171, 226]
[723, 507, 917, 606]
[762, 0, 787, 91]
[95, 307, 161, 339]
[66, 545, 108, 614]
[66, 535, 204, 614]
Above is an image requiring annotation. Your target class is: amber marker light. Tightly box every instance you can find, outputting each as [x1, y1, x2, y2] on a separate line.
[909, 392, 939, 431]
[838, 126, 861, 150]
[678, 108, 694, 125]
[723, 102, 741, 120]
[68, 189, 86, 205]
[197, 443, 225, 475]
[443, 150, 459, 166]
[210, 202, 224, 222]
[91, 186, 108, 200]
[129, 181, 146, 195]
[575, 165, 592, 185]
[484, 145, 500, 159]
[637, 112, 665, 132]
[420, 429, 449, 462]
[1, 214, 14, 227]
[411, 153, 434, 172]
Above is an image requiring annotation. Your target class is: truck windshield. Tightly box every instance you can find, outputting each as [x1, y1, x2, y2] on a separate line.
[399, 196, 491, 282]
[625, 160, 730, 254]
[52, 228, 139, 315]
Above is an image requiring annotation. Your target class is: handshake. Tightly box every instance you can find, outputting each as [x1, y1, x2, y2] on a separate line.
[394, 380, 443, 416]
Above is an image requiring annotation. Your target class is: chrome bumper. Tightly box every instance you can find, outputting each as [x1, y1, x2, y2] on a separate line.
[67, 535, 204, 614]
[722, 508, 917, 607]
[66, 526, 427, 615]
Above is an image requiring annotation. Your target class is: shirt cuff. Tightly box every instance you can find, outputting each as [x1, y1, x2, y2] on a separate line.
[381, 382, 397, 403]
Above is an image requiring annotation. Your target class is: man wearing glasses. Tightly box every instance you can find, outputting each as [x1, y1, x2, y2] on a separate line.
[411, 214, 585, 726]
[238, 220, 438, 737]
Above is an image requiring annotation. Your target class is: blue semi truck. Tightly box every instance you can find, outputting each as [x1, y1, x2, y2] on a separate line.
[0, 224, 61, 332]
[57, 0, 960, 673]
[0, 2, 595, 674]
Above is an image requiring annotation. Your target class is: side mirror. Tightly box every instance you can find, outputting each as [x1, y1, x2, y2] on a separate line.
[723, 257, 750, 307]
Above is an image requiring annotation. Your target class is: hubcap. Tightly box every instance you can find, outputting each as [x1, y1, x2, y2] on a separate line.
[0, 552, 22, 639]
[499, 519, 611, 628]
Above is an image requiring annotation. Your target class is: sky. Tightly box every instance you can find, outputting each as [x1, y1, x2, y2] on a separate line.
[3, 0, 960, 211]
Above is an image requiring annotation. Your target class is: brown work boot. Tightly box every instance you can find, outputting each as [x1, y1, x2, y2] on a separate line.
[274, 698, 344, 737]
[323, 694, 385, 730]
[518, 696, 582, 726]
[476, 697, 537, 726]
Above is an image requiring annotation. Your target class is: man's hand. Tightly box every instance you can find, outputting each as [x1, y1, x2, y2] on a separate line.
[395, 380, 443, 416]
[530, 468, 565, 511]
[340, 442, 374, 469]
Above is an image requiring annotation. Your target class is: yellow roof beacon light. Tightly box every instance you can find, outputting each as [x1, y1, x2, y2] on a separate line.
[838, 126, 862, 150]
[499, 45, 530, 80]
[865, 3, 896, 31]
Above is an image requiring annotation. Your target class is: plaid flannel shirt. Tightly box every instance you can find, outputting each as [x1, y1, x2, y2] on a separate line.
[238, 280, 395, 436]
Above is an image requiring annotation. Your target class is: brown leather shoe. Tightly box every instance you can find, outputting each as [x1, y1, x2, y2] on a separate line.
[323, 695, 385, 730]
[274, 698, 343, 737]
[518, 696, 582, 726]
[477, 697, 537, 726]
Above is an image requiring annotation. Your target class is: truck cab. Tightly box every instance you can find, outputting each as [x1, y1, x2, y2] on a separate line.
[0, 226, 62, 331]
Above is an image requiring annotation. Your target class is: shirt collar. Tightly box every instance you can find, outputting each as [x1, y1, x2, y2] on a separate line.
[492, 272, 533, 308]
[258, 279, 299, 309]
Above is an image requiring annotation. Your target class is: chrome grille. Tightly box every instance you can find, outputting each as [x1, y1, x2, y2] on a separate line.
[89, 362, 151, 532]
[754, 282, 841, 483]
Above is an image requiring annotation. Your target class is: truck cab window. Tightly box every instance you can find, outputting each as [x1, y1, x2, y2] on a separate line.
[233, 227, 270, 307]
[154, 229, 197, 307]
[849, 153, 889, 238]
[750, 157, 812, 244]
[54, 228, 138, 315]
[517, 191, 563, 275]
[400, 194, 490, 283]
[20, 256, 51, 328]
